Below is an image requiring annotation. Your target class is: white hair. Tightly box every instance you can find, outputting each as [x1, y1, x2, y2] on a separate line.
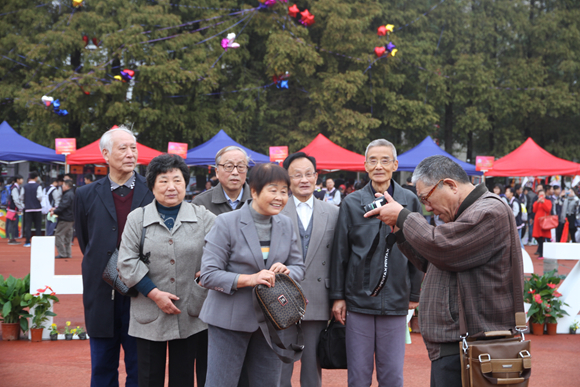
[99, 126, 137, 153]
[365, 139, 398, 160]
[214, 145, 251, 166]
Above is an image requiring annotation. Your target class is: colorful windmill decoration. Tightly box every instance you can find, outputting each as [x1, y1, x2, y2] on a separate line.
[288, 4, 315, 27]
[73, 0, 84, 7]
[41, 95, 68, 116]
[258, 0, 287, 9]
[273, 71, 290, 89]
[221, 33, 240, 51]
[374, 23, 398, 57]
[114, 69, 135, 82]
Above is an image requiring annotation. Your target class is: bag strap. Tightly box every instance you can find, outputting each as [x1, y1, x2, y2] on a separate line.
[139, 207, 150, 264]
[252, 285, 304, 364]
[458, 195, 527, 339]
[362, 221, 397, 297]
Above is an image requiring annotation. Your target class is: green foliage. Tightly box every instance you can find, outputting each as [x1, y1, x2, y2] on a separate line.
[28, 286, 60, 329]
[0, 274, 32, 333]
[524, 270, 568, 324]
[1, 0, 580, 161]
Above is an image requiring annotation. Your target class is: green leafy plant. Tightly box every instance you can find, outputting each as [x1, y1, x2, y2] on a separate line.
[28, 286, 59, 329]
[570, 320, 579, 330]
[0, 274, 32, 333]
[75, 326, 85, 336]
[50, 323, 58, 335]
[524, 270, 567, 324]
[63, 321, 72, 335]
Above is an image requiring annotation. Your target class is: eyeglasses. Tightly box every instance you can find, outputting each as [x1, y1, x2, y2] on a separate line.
[418, 179, 445, 205]
[366, 158, 395, 167]
[217, 163, 248, 173]
[290, 172, 316, 181]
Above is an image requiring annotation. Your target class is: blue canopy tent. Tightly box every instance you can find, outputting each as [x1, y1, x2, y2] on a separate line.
[184, 130, 270, 166]
[397, 136, 481, 176]
[0, 121, 65, 164]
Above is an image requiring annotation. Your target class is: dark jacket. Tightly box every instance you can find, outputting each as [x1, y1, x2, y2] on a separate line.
[329, 181, 423, 315]
[54, 188, 74, 222]
[192, 182, 251, 215]
[74, 174, 154, 338]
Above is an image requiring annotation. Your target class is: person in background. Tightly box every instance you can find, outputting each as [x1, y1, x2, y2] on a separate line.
[200, 163, 305, 387]
[532, 189, 552, 259]
[492, 184, 508, 205]
[505, 186, 524, 248]
[117, 154, 216, 387]
[193, 146, 252, 215]
[524, 186, 537, 245]
[313, 178, 325, 200]
[324, 178, 341, 206]
[6, 175, 24, 245]
[204, 180, 212, 191]
[52, 180, 75, 258]
[45, 178, 61, 236]
[22, 171, 43, 247]
[84, 173, 95, 185]
[279, 152, 339, 387]
[515, 184, 528, 244]
[402, 176, 417, 195]
[75, 126, 154, 387]
[557, 186, 579, 242]
[330, 139, 423, 387]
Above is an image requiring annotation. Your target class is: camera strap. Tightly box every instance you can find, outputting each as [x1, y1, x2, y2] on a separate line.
[362, 222, 398, 297]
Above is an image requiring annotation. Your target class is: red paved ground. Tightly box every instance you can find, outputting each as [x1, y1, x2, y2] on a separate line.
[1, 238, 579, 386]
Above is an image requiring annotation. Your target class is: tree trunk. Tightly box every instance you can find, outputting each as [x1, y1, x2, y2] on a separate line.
[444, 102, 453, 153]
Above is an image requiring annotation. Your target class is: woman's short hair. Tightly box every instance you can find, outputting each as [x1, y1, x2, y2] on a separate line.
[146, 154, 190, 190]
[248, 163, 290, 195]
[412, 155, 470, 186]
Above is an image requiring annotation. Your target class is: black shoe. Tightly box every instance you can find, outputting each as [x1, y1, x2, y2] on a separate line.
[55, 255, 68, 259]
[534, 252, 540, 255]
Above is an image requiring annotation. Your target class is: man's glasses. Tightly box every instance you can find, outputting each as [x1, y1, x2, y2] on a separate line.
[418, 179, 445, 205]
[366, 158, 395, 167]
[217, 163, 248, 173]
[290, 172, 316, 181]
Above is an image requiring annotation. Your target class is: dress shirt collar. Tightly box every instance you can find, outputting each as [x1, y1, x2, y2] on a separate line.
[109, 172, 136, 191]
[224, 187, 244, 210]
[293, 194, 314, 209]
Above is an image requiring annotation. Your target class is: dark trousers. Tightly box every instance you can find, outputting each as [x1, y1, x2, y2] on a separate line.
[556, 222, 565, 242]
[6, 215, 19, 240]
[430, 354, 462, 387]
[89, 294, 138, 387]
[536, 237, 545, 256]
[567, 215, 577, 242]
[24, 211, 42, 243]
[136, 330, 207, 387]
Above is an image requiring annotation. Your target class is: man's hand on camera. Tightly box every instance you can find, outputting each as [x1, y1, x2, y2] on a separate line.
[364, 191, 403, 228]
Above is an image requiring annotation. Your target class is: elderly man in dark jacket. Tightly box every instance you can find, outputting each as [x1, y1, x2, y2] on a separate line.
[364, 155, 525, 387]
[75, 126, 154, 387]
[330, 139, 423, 387]
[52, 180, 75, 258]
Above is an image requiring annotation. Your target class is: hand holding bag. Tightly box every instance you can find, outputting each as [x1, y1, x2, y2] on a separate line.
[252, 273, 307, 363]
[538, 214, 558, 230]
[459, 199, 531, 387]
[103, 208, 150, 297]
[317, 317, 347, 369]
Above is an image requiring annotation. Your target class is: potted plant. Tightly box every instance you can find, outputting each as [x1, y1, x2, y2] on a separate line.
[524, 270, 567, 335]
[570, 320, 579, 335]
[28, 286, 59, 342]
[0, 274, 32, 340]
[63, 321, 73, 340]
[545, 290, 569, 335]
[50, 323, 59, 341]
[75, 326, 87, 340]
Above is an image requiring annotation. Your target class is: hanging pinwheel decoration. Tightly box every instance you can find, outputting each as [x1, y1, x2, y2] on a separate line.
[114, 69, 135, 82]
[273, 71, 290, 89]
[42, 96, 68, 116]
[287, 4, 315, 27]
[374, 24, 398, 57]
[221, 33, 240, 51]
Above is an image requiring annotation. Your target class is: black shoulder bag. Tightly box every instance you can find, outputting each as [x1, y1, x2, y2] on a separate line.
[102, 208, 151, 297]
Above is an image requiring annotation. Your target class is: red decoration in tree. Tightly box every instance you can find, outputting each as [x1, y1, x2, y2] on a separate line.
[377, 26, 387, 36]
[82, 35, 89, 46]
[288, 4, 299, 18]
[300, 9, 315, 26]
[374, 46, 386, 57]
[92, 37, 99, 47]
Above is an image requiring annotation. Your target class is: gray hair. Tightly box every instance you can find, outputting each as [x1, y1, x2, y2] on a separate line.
[365, 139, 398, 160]
[412, 155, 470, 186]
[99, 126, 136, 153]
[215, 145, 251, 166]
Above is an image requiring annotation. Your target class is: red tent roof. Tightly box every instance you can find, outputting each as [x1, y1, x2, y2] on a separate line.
[298, 134, 366, 172]
[67, 139, 163, 165]
[486, 138, 580, 177]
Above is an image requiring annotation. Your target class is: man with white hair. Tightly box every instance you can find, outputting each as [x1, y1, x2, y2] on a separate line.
[192, 145, 252, 214]
[75, 126, 154, 387]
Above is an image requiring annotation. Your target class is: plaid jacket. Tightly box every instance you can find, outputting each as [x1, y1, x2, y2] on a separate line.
[396, 184, 524, 361]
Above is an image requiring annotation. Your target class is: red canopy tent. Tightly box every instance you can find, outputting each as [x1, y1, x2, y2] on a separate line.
[298, 134, 366, 172]
[67, 139, 163, 165]
[486, 138, 580, 177]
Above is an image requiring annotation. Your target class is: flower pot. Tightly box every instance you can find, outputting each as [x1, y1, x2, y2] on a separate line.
[30, 328, 44, 342]
[78, 332, 87, 340]
[1, 323, 21, 341]
[531, 322, 544, 336]
[410, 316, 420, 334]
[546, 323, 558, 335]
[570, 328, 577, 335]
[50, 333, 58, 341]
[65, 333, 73, 340]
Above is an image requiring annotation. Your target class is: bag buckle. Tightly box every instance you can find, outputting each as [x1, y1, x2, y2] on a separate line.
[515, 326, 526, 341]
[519, 350, 531, 358]
[460, 333, 469, 354]
[478, 353, 491, 363]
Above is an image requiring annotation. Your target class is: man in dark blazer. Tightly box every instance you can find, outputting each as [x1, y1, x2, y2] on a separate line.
[192, 146, 252, 214]
[75, 126, 154, 387]
[279, 152, 339, 387]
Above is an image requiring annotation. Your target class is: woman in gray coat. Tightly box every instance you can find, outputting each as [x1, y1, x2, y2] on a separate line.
[200, 163, 305, 387]
[117, 154, 216, 387]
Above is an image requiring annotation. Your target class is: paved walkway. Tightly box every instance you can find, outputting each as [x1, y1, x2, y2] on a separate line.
[1, 238, 579, 386]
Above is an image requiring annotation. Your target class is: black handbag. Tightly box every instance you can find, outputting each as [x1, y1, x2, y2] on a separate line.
[252, 273, 307, 363]
[317, 317, 347, 369]
[102, 208, 150, 297]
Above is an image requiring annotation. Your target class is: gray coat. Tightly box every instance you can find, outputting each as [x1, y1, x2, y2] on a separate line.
[117, 200, 216, 341]
[192, 182, 252, 215]
[199, 203, 305, 332]
[280, 197, 339, 321]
